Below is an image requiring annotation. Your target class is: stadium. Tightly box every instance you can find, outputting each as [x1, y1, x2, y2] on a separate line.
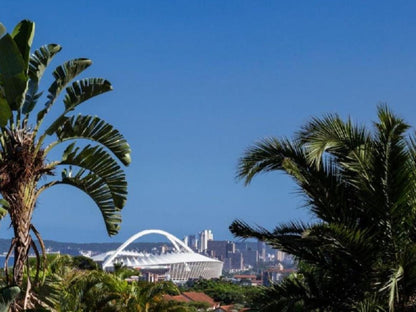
[90, 229, 223, 283]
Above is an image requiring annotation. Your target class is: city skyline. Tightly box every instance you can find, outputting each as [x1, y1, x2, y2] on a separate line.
[1, 1, 416, 243]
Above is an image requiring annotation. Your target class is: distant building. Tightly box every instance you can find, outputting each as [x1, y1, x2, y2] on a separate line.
[262, 264, 295, 286]
[199, 229, 213, 252]
[241, 248, 258, 268]
[224, 251, 243, 271]
[276, 250, 286, 262]
[207, 240, 235, 261]
[227, 241, 235, 254]
[257, 241, 266, 262]
[234, 274, 262, 286]
[92, 229, 223, 283]
[184, 235, 198, 251]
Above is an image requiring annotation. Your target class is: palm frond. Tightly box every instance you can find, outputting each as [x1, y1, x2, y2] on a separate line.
[297, 113, 370, 168]
[44, 78, 112, 135]
[50, 114, 131, 165]
[36, 58, 92, 124]
[28, 44, 62, 82]
[63, 78, 112, 111]
[23, 44, 62, 114]
[380, 265, 403, 312]
[229, 219, 275, 241]
[353, 295, 386, 312]
[59, 143, 127, 208]
[230, 220, 318, 261]
[237, 137, 358, 224]
[237, 137, 296, 184]
[59, 167, 122, 236]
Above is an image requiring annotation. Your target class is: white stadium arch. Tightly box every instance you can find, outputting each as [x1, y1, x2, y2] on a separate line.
[92, 229, 223, 282]
[102, 229, 194, 268]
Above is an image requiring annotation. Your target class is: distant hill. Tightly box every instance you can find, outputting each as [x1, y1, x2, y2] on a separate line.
[0, 238, 169, 256]
[0, 239, 264, 257]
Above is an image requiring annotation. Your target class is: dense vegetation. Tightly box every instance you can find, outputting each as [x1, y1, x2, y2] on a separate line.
[14, 254, 201, 311]
[182, 278, 262, 306]
[7, 254, 260, 311]
[231, 106, 416, 311]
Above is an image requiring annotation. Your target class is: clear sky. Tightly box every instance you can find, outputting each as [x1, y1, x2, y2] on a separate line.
[1, 1, 416, 243]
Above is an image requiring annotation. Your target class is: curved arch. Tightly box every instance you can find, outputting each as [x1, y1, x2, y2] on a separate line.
[102, 229, 194, 269]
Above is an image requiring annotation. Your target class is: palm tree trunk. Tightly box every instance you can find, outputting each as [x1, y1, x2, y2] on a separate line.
[4, 182, 37, 311]
[8, 183, 36, 287]
[12, 217, 32, 286]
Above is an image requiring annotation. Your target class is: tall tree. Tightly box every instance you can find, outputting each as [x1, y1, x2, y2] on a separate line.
[0, 20, 131, 310]
[230, 106, 416, 311]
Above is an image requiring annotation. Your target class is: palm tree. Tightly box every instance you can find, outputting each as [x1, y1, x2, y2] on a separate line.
[0, 20, 131, 309]
[38, 257, 186, 312]
[230, 106, 416, 311]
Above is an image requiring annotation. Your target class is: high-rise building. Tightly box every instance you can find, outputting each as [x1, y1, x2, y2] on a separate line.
[229, 251, 244, 271]
[184, 235, 198, 251]
[227, 241, 235, 254]
[199, 229, 213, 252]
[242, 248, 258, 268]
[207, 240, 235, 260]
[257, 240, 266, 261]
[276, 250, 286, 262]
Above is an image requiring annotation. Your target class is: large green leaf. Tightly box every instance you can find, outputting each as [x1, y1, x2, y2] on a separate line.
[64, 78, 112, 111]
[0, 96, 12, 127]
[0, 34, 26, 76]
[60, 168, 122, 236]
[11, 20, 35, 72]
[28, 44, 62, 82]
[0, 34, 28, 112]
[23, 44, 62, 114]
[60, 143, 127, 208]
[36, 58, 92, 123]
[52, 115, 131, 165]
[44, 78, 112, 135]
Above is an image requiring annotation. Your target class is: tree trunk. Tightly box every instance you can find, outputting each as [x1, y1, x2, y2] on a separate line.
[12, 216, 32, 286]
[5, 182, 37, 311]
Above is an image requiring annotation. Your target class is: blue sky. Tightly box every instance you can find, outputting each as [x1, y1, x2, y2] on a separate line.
[1, 1, 416, 243]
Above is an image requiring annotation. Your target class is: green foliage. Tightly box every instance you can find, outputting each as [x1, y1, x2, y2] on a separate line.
[72, 256, 99, 271]
[231, 106, 416, 311]
[21, 254, 194, 311]
[183, 279, 261, 307]
[0, 286, 20, 312]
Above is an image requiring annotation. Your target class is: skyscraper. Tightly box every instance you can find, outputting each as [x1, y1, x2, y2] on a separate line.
[184, 235, 198, 251]
[199, 229, 213, 252]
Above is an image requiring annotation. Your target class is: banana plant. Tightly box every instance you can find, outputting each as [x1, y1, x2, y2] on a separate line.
[0, 20, 131, 310]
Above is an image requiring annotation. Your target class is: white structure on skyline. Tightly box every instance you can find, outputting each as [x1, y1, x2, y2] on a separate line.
[91, 229, 223, 283]
[199, 229, 213, 252]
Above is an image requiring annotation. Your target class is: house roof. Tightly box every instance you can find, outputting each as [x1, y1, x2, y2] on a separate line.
[215, 305, 251, 312]
[164, 294, 190, 302]
[164, 291, 219, 307]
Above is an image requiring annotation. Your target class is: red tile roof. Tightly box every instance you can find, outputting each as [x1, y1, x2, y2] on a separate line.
[215, 305, 250, 312]
[164, 291, 219, 307]
[163, 294, 190, 302]
[182, 292, 217, 306]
